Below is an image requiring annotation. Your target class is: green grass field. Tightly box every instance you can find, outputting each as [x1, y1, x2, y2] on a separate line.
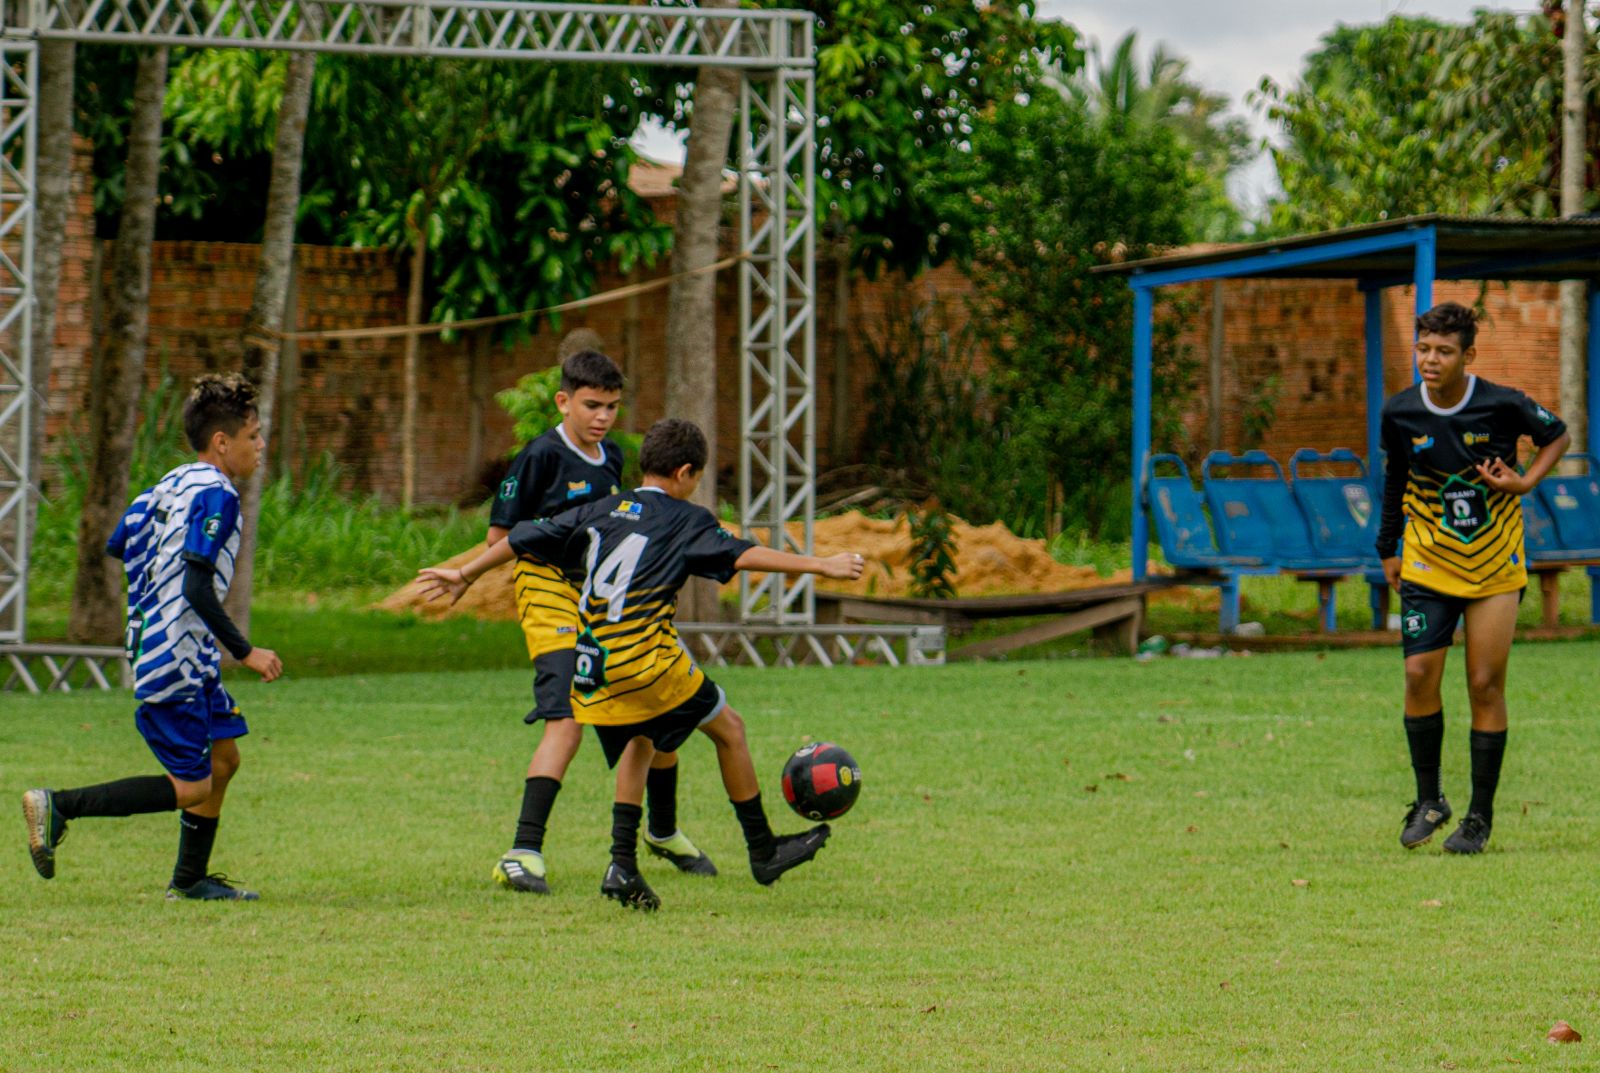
[6, 640, 1600, 1071]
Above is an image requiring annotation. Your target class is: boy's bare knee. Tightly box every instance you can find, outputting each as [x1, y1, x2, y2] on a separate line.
[1466, 670, 1504, 706]
[172, 777, 212, 809]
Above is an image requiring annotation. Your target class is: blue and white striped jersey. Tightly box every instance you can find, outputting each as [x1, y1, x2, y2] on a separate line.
[107, 462, 242, 703]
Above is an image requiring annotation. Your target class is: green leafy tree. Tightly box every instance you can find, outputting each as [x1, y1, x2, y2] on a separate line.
[949, 90, 1198, 537]
[1067, 32, 1253, 241]
[800, 0, 1082, 275]
[1254, 11, 1599, 232]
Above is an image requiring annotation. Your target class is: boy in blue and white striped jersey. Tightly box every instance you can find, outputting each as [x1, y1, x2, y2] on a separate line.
[22, 373, 282, 901]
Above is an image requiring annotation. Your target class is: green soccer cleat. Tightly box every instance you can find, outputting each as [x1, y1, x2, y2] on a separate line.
[22, 788, 68, 880]
[643, 829, 718, 876]
[492, 849, 550, 894]
[166, 874, 259, 901]
[600, 862, 660, 911]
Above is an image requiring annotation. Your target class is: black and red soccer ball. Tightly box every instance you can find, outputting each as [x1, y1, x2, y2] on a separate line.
[781, 742, 862, 820]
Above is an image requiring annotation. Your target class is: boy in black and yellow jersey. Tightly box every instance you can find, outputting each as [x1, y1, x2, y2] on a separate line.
[1378, 303, 1570, 854]
[423, 419, 865, 909]
[486, 351, 713, 896]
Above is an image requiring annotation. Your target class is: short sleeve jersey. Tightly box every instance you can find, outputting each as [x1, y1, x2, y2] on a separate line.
[509, 488, 756, 725]
[1377, 376, 1567, 598]
[489, 426, 623, 530]
[107, 462, 243, 702]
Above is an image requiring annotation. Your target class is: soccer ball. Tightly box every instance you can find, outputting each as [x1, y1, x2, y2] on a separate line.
[781, 742, 862, 820]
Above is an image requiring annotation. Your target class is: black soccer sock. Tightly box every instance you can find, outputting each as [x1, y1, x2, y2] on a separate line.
[513, 777, 561, 854]
[1403, 710, 1445, 803]
[610, 803, 643, 872]
[646, 762, 679, 840]
[170, 811, 219, 890]
[1467, 729, 1507, 823]
[53, 775, 177, 820]
[731, 794, 775, 862]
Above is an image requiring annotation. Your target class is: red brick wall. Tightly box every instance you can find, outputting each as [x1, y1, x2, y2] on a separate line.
[46, 133, 1573, 508]
[1171, 278, 1568, 469]
[46, 142, 983, 504]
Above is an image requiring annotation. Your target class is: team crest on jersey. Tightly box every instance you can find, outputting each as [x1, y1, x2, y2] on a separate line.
[1402, 609, 1428, 638]
[1461, 431, 1490, 447]
[610, 500, 644, 519]
[566, 480, 592, 500]
[1439, 474, 1490, 543]
[202, 514, 222, 539]
[499, 476, 518, 500]
[1411, 435, 1434, 453]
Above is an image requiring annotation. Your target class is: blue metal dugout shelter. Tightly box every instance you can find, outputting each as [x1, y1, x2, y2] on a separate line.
[1100, 214, 1600, 586]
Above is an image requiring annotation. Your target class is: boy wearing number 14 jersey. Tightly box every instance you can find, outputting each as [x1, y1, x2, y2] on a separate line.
[486, 350, 712, 895]
[421, 419, 867, 909]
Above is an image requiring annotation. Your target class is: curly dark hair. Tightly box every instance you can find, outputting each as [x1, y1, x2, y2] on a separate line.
[638, 418, 707, 477]
[1416, 302, 1478, 350]
[560, 349, 624, 394]
[183, 373, 258, 451]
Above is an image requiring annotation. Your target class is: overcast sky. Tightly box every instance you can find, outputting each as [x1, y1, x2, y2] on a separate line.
[1037, 0, 1502, 211]
[634, 0, 1509, 217]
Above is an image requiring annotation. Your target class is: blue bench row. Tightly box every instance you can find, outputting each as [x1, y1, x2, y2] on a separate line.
[1145, 450, 1600, 633]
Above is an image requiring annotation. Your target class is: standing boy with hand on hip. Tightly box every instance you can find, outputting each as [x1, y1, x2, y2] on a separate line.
[1378, 302, 1569, 855]
[23, 373, 282, 900]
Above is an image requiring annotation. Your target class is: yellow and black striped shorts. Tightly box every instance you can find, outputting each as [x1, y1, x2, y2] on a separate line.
[513, 558, 581, 661]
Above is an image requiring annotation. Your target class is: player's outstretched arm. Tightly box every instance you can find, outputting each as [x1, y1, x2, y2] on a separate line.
[734, 546, 865, 581]
[417, 537, 518, 605]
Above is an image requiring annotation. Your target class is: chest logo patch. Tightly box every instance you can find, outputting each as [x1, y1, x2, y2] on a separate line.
[1411, 435, 1434, 453]
[566, 480, 592, 500]
[1438, 474, 1491, 543]
[1462, 431, 1491, 447]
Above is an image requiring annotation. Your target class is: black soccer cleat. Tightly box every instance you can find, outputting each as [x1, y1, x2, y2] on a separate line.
[1442, 812, 1492, 855]
[1400, 797, 1452, 849]
[166, 874, 260, 901]
[750, 824, 831, 886]
[22, 788, 67, 880]
[644, 830, 718, 877]
[600, 862, 661, 911]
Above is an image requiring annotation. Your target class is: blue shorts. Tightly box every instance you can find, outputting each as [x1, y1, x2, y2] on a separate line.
[135, 682, 249, 782]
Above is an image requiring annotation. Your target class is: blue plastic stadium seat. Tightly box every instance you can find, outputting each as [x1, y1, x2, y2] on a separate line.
[1523, 490, 1593, 563]
[1145, 454, 1263, 570]
[1202, 451, 1363, 574]
[1289, 448, 1383, 567]
[1535, 455, 1600, 557]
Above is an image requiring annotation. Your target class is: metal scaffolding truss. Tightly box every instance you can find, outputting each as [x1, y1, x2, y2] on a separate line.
[25, 0, 812, 65]
[0, 0, 938, 676]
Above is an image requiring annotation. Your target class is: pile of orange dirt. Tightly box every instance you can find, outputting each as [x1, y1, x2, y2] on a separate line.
[376, 510, 1189, 621]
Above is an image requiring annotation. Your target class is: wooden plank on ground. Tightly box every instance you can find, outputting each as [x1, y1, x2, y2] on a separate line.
[950, 597, 1144, 661]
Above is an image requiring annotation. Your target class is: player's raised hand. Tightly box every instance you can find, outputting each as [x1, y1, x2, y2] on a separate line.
[417, 566, 472, 606]
[819, 552, 866, 580]
[1474, 456, 1530, 495]
[242, 646, 283, 683]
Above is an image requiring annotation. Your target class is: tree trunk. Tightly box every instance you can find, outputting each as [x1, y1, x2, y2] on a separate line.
[664, 0, 740, 621]
[1559, 0, 1588, 457]
[402, 227, 426, 510]
[26, 41, 76, 556]
[68, 47, 168, 644]
[225, 48, 316, 638]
